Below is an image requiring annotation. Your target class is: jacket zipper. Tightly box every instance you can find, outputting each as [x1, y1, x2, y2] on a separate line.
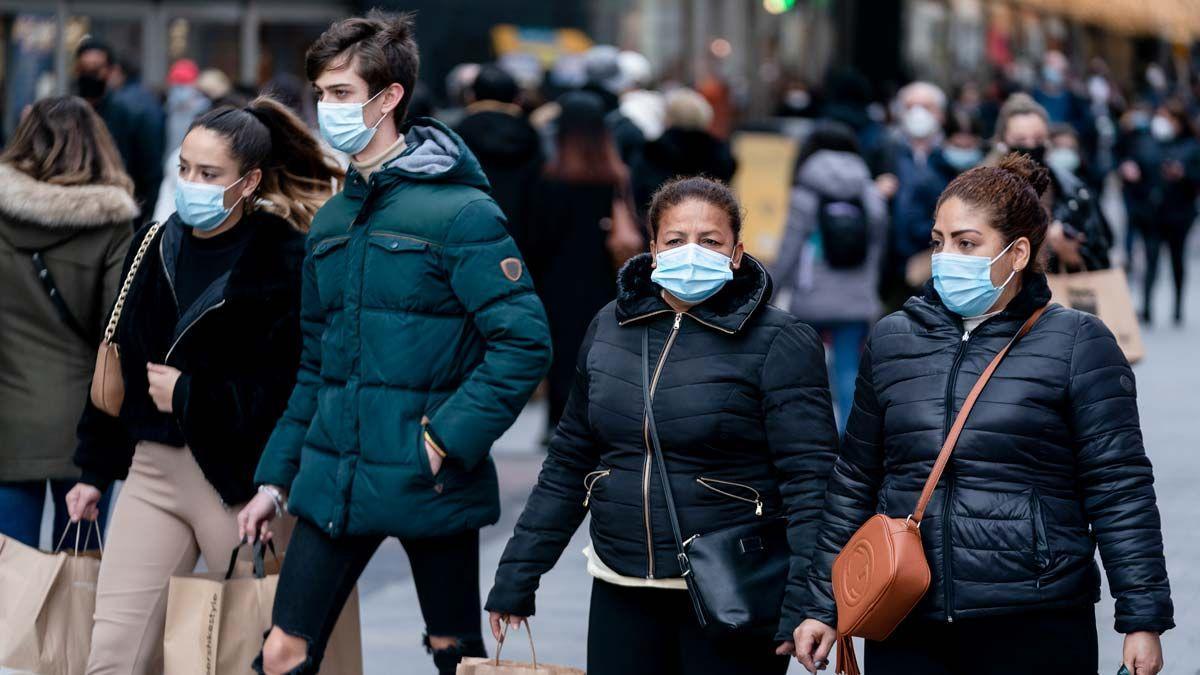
[696, 477, 763, 516]
[941, 329, 972, 623]
[641, 312, 682, 578]
[165, 300, 227, 363]
[158, 232, 178, 309]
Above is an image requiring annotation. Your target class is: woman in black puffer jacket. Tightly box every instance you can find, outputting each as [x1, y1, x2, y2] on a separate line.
[791, 154, 1173, 675]
[485, 177, 839, 675]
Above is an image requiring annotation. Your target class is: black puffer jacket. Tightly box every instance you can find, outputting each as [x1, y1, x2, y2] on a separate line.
[486, 253, 839, 640]
[74, 211, 304, 505]
[805, 274, 1173, 634]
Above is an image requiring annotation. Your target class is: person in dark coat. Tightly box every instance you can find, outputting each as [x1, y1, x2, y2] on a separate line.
[526, 90, 640, 431]
[631, 87, 736, 216]
[456, 64, 544, 254]
[75, 39, 164, 223]
[790, 154, 1172, 675]
[486, 176, 840, 675]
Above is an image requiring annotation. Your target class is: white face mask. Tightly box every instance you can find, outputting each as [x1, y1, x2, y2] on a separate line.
[1150, 115, 1177, 142]
[902, 105, 940, 140]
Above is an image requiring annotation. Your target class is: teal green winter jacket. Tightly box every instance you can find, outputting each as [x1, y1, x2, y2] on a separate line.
[255, 118, 552, 538]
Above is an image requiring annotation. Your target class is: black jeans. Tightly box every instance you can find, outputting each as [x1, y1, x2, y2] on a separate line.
[255, 517, 485, 675]
[864, 604, 1098, 675]
[586, 579, 789, 675]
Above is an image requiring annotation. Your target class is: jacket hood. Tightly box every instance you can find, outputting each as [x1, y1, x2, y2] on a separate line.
[614, 252, 772, 333]
[456, 109, 541, 165]
[352, 117, 491, 194]
[644, 128, 728, 173]
[796, 150, 872, 200]
[0, 162, 138, 248]
[910, 271, 1053, 328]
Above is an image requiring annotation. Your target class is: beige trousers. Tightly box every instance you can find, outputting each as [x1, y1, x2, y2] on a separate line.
[85, 441, 291, 674]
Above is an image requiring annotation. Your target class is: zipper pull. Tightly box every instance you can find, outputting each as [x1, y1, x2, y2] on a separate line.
[755, 500, 763, 517]
[583, 491, 591, 508]
[962, 330, 970, 341]
[673, 313, 682, 329]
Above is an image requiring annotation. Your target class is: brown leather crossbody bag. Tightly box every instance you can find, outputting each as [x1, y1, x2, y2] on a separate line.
[830, 306, 1047, 675]
[90, 221, 163, 416]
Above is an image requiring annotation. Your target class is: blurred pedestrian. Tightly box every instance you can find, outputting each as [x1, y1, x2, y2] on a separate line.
[582, 45, 646, 166]
[526, 90, 639, 431]
[941, 109, 986, 176]
[1117, 103, 1157, 269]
[773, 121, 887, 433]
[240, 13, 551, 675]
[792, 154, 1172, 675]
[1139, 100, 1199, 325]
[991, 93, 1112, 272]
[821, 67, 890, 177]
[1046, 123, 1085, 180]
[164, 59, 210, 153]
[456, 63, 544, 253]
[0, 96, 136, 549]
[487, 176, 839, 675]
[617, 50, 666, 142]
[631, 87, 736, 216]
[76, 38, 165, 222]
[1032, 50, 1093, 142]
[67, 95, 341, 673]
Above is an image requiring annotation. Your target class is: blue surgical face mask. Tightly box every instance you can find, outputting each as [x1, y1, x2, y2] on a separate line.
[174, 175, 246, 231]
[932, 240, 1018, 317]
[651, 243, 735, 304]
[942, 145, 983, 171]
[318, 89, 389, 155]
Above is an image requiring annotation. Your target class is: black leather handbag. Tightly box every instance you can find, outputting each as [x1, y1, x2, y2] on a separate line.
[641, 328, 790, 636]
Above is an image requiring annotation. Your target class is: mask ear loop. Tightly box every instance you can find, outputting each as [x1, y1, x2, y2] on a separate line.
[362, 88, 392, 131]
[221, 174, 249, 215]
[990, 239, 1021, 292]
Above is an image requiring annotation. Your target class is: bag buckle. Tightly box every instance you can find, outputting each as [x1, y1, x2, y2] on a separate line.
[905, 514, 921, 530]
[677, 553, 692, 577]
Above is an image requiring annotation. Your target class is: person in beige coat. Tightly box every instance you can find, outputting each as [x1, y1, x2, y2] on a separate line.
[0, 96, 136, 549]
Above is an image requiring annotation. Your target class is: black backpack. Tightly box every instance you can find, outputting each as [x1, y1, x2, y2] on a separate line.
[815, 193, 869, 269]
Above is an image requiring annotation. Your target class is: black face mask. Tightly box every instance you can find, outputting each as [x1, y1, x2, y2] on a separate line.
[76, 73, 106, 100]
[1008, 144, 1046, 167]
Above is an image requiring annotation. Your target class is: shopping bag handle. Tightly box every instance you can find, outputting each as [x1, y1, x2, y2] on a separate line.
[494, 620, 537, 669]
[54, 519, 104, 555]
[224, 538, 277, 580]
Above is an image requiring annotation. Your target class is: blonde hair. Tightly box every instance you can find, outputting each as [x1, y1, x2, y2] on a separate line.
[665, 88, 713, 131]
[1, 96, 133, 193]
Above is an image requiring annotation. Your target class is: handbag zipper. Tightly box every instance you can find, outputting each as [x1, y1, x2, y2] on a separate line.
[696, 477, 764, 516]
[941, 329, 972, 623]
[582, 469, 610, 507]
[641, 312, 682, 578]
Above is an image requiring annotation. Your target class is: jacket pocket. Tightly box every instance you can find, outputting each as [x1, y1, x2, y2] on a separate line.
[1030, 489, 1052, 573]
[311, 235, 351, 308]
[583, 467, 611, 508]
[416, 422, 436, 482]
[364, 232, 437, 306]
[696, 476, 764, 517]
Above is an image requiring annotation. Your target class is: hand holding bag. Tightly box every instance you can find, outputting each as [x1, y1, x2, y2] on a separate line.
[641, 328, 790, 636]
[90, 221, 163, 416]
[830, 306, 1047, 675]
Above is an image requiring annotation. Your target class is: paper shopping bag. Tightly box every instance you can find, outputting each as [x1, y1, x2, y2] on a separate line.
[456, 623, 584, 675]
[0, 523, 103, 675]
[164, 540, 362, 675]
[1046, 267, 1144, 363]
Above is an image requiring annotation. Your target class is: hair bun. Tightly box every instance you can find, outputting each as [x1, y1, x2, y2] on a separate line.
[997, 151, 1050, 198]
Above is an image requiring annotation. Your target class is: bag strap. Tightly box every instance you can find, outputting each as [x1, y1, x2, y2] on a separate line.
[29, 251, 96, 346]
[102, 221, 163, 345]
[641, 327, 709, 624]
[911, 305, 1047, 523]
[493, 620, 538, 669]
[223, 538, 277, 580]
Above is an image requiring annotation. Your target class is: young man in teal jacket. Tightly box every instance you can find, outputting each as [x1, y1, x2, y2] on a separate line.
[240, 11, 552, 675]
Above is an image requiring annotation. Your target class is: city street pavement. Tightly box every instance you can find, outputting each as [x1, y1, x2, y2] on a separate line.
[359, 249, 1200, 674]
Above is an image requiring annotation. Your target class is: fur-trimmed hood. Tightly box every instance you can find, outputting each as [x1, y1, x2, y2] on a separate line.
[614, 252, 773, 333]
[0, 163, 138, 250]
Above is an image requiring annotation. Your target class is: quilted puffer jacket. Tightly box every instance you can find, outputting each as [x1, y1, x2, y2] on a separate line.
[805, 273, 1173, 634]
[485, 253, 839, 641]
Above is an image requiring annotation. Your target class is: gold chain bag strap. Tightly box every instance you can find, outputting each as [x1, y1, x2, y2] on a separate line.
[90, 221, 164, 416]
[830, 305, 1047, 675]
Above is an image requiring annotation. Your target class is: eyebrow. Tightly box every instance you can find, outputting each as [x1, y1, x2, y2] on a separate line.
[178, 156, 222, 171]
[949, 228, 982, 237]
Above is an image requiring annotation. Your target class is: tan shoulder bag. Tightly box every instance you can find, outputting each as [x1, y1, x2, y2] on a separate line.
[90, 221, 164, 416]
[830, 305, 1047, 675]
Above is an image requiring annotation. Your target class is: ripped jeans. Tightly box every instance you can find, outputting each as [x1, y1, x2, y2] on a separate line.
[254, 517, 485, 674]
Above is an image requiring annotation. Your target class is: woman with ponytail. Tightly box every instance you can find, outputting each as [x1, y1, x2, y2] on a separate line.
[66, 96, 342, 674]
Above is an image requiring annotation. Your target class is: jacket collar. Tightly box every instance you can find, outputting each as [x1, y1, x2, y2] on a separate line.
[614, 252, 772, 334]
[911, 271, 1053, 329]
[0, 162, 138, 229]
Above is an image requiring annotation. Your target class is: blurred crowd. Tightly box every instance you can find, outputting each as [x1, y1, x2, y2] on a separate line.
[47, 37, 1200, 435]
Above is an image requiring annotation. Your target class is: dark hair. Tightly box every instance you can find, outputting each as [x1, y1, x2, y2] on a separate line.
[793, 120, 860, 182]
[75, 37, 113, 64]
[306, 10, 419, 130]
[545, 91, 625, 186]
[1, 96, 132, 192]
[188, 96, 344, 231]
[647, 176, 743, 241]
[472, 64, 519, 104]
[935, 152, 1050, 274]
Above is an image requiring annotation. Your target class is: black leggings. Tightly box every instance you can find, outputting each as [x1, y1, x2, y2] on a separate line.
[254, 517, 485, 675]
[864, 604, 1098, 675]
[586, 579, 789, 675]
[1143, 216, 1193, 323]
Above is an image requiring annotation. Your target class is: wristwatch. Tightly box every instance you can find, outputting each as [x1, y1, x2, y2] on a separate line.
[257, 484, 288, 517]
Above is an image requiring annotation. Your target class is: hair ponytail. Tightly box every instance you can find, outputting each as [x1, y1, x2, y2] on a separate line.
[189, 95, 344, 231]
